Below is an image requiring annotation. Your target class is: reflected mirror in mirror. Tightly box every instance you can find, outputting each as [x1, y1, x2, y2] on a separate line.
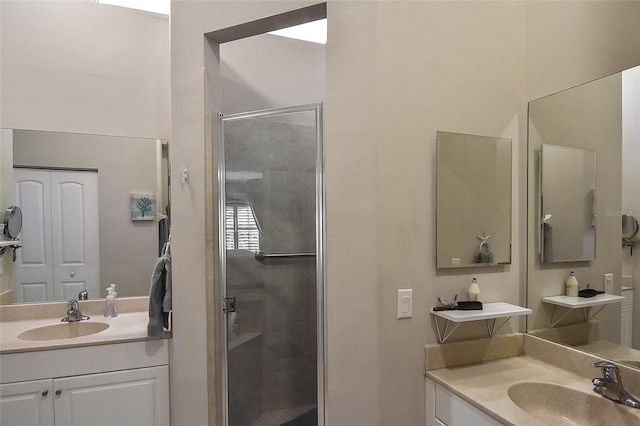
[527, 65, 640, 370]
[436, 131, 512, 268]
[0, 129, 169, 305]
[539, 144, 596, 263]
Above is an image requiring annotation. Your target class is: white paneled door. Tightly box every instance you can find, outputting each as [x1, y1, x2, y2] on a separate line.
[13, 168, 99, 303]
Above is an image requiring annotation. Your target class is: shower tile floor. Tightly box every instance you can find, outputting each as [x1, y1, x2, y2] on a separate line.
[251, 404, 317, 426]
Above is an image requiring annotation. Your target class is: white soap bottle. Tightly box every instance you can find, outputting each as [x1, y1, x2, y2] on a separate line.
[104, 284, 118, 317]
[467, 277, 481, 301]
[565, 272, 579, 297]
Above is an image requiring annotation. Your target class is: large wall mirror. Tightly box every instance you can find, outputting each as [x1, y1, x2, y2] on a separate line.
[0, 129, 169, 305]
[527, 65, 640, 369]
[436, 131, 512, 269]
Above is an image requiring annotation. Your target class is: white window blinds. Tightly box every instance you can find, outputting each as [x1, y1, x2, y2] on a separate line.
[225, 205, 260, 252]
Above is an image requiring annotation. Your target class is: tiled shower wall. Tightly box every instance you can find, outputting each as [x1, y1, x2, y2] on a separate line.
[225, 117, 318, 423]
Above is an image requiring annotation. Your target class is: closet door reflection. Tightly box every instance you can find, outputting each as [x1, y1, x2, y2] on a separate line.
[14, 168, 100, 303]
[222, 105, 322, 426]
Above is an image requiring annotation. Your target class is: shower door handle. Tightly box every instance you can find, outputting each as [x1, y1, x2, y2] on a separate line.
[224, 297, 236, 313]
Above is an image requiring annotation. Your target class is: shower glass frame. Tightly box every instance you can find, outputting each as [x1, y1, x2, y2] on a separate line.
[217, 103, 325, 425]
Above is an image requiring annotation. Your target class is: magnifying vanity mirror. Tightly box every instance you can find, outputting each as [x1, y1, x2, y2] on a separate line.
[1, 206, 22, 240]
[527, 65, 640, 369]
[0, 129, 169, 305]
[623, 214, 639, 242]
[436, 131, 512, 269]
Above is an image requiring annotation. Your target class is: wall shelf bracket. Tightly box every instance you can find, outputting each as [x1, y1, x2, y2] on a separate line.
[430, 302, 531, 344]
[432, 316, 462, 344]
[541, 294, 624, 328]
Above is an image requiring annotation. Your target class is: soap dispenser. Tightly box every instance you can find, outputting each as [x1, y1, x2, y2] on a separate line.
[565, 272, 579, 297]
[104, 284, 118, 317]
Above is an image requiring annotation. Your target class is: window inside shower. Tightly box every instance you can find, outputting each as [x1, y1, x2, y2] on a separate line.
[225, 203, 261, 252]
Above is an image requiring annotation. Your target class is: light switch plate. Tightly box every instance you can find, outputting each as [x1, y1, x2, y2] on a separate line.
[604, 273, 613, 293]
[397, 289, 413, 319]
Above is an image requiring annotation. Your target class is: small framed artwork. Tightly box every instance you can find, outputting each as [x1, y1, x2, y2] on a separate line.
[130, 193, 156, 221]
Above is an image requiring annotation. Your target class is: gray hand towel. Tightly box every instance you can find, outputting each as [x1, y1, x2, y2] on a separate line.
[148, 243, 171, 339]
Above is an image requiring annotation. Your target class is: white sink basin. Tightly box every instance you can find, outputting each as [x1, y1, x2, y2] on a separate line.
[508, 382, 640, 425]
[17, 322, 110, 341]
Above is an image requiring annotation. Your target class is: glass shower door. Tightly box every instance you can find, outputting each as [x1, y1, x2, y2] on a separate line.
[220, 104, 323, 426]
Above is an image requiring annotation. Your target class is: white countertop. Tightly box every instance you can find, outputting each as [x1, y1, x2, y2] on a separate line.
[427, 355, 639, 425]
[426, 335, 640, 426]
[0, 311, 163, 354]
[0, 298, 168, 354]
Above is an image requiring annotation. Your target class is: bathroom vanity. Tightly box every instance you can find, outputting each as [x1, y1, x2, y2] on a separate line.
[0, 298, 170, 426]
[425, 333, 640, 425]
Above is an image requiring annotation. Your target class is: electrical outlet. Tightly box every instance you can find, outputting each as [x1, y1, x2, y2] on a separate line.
[604, 273, 613, 294]
[452, 258, 460, 266]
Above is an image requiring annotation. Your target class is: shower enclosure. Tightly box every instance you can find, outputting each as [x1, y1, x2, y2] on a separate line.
[218, 104, 324, 426]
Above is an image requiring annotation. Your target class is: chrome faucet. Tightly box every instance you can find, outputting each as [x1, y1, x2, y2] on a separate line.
[592, 361, 640, 408]
[61, 299, 90, 322]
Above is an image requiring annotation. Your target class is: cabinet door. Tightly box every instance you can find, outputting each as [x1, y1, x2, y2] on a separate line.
[0, 379, 55, 426]
[53, 366, 169, 426]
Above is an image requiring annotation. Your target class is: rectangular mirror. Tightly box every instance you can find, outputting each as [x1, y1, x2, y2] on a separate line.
[540, 144, 596, 263]
[436, 131, 512, 268]
[0, 129, 169, 304]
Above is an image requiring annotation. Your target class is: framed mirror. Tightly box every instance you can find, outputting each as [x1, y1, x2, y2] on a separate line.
[539, 144, 596, 263]
[0, 129, 169, 305]
[436, 131, 512, 268]
[527, 65, 640, 369]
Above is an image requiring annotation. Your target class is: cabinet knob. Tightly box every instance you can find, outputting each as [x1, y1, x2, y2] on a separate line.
[41, 390, 49, 397]
[55, 389, 62, 396]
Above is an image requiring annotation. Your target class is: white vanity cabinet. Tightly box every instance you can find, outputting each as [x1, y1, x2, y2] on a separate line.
[1, 366, 169, 426]
[426, 378, 504, 426]
[0, 340, 170, 426]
